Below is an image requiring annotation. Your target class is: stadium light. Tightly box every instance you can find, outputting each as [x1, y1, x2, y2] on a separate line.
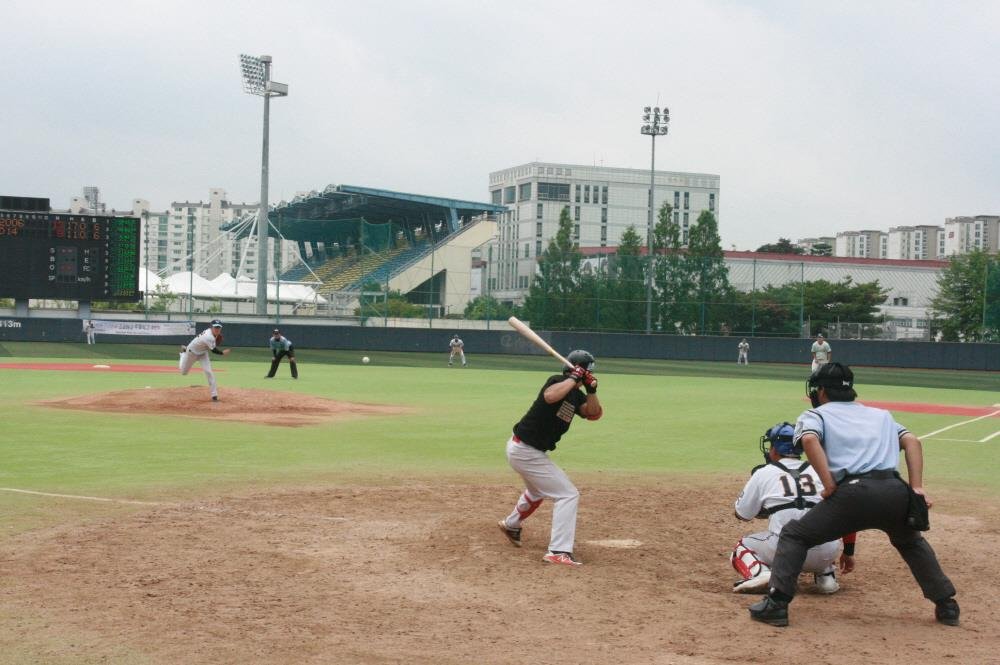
[239, 53, 289, 315]
[640, 103, 669, 334]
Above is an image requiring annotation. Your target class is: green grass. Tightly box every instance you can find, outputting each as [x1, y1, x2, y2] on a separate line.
[1, 343, 997, 530]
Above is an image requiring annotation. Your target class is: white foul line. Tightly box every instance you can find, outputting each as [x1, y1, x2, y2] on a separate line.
[980, 430, 1000, 443]
[0, 487, 162, 505]
[921, 410, 1000, 440]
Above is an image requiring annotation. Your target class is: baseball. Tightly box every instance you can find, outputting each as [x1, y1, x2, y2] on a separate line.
[362, 356, 370, 364]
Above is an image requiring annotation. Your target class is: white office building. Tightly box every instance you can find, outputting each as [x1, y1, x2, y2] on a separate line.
[487, 161, 720, 302]
[834, 230, 887, 258]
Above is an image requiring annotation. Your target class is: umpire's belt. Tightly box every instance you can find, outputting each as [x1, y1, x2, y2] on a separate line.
[839, 468, 898, 482]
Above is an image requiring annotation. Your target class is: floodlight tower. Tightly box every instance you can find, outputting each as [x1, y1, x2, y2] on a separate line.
[640, 105, 669, 334]
[240, 53, 289, 315]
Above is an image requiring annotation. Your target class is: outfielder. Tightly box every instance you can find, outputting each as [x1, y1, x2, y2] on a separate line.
[266, 329, 298, 379]
[179, 319, 230, 401]
[731, 422, 853, 594]
[737, 338, 749, 365]
[497, 350, 602, 566]
[810, 333, 832, 372]
[448, 334, 466, 366]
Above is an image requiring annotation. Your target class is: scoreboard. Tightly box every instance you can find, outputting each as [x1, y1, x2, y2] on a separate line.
[0, 209, 141, 302]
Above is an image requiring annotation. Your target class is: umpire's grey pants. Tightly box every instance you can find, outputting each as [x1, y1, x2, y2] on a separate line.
[770, 477, 955, 602]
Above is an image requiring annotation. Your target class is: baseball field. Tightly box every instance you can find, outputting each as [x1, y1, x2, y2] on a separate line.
[1, 341, 998, 664]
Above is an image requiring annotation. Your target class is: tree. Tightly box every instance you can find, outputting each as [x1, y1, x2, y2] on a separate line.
[355, 282, 426, 318]
[686, 210, 733, 334]
[930, 251, 999, 342]
[521, 206, 585, 329]
[598, 225, 646, 332]
[463, 295, 518, 321]
[810, 242, 834, 257]
[756, 238, 804, 254]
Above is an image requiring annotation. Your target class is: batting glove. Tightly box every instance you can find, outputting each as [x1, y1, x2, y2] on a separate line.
[583, 371, 598, 394]
[568, 366, 586, 383]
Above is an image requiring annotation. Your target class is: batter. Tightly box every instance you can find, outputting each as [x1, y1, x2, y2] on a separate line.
[497, 350, 603, 566]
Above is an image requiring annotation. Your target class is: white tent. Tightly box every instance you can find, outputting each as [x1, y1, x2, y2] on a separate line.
[151, 271, 326, 304]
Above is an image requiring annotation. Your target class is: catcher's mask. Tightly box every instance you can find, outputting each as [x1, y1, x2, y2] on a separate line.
[806, 362, 856, 407]
[564, 349, 595, 373]
[759, 422, 799, 461]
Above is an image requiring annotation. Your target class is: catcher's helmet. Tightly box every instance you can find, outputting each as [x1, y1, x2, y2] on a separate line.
[806, 362, 856, 406]
[565, 349, 595, 371]
[760, 422, 799, 459]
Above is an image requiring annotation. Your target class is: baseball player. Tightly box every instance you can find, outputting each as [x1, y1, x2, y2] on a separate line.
[448, 334, 466, 366]
[748, 363, 959, 628]
[266, 329, 298, 379]
[178, 319, 230, 401]
[737, 338, 749, 365]
[497, 350, 603, 566]
[731, 422, 854, 594]
[84, 320, 96, 345]
[810, 333, 832, 372]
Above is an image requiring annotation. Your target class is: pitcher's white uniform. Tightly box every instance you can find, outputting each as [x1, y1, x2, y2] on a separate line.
[180, 327, 222, 399]
[734, 460, 840, 576]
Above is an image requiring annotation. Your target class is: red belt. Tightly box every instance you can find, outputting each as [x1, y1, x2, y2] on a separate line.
[512, 435, 522, 443]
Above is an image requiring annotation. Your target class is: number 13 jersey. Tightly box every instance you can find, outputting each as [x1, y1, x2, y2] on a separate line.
[735, 458, 828, 535]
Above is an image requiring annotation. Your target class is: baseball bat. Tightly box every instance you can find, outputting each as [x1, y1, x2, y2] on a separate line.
[507, 316, 574, 370]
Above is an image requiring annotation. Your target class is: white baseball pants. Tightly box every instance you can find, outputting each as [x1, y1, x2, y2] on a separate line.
[449, 350, 465, 365]
[179, 350, 218, 398]
[742, 529, 839, 574]
[503, 437, 579, 554]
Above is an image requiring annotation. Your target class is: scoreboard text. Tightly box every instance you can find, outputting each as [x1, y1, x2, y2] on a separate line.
[0, 210, 141, 301]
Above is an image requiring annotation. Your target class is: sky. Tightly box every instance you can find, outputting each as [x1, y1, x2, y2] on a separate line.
[2, 0, 998, 250]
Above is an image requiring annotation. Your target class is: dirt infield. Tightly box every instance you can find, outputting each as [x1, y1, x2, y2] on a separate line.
[0, 481, 995, 664]
[40, 387, 413, 427]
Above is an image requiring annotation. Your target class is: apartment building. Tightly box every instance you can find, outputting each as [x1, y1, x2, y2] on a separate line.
[944, 215, 1000, 255]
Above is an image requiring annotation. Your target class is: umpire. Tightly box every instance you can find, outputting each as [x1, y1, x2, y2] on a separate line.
[749, 362, 959, 627]
[266, 329, 298, 379]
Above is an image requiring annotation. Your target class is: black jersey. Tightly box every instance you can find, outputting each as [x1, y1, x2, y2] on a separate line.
[512, 374, 588, 452]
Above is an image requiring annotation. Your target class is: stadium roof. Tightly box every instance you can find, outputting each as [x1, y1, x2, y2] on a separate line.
[223, 184, 504, 241]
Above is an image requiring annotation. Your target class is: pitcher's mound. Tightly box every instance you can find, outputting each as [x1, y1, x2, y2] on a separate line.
[40, 387, 412, 427]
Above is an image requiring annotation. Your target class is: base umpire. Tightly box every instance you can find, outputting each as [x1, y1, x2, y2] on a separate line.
[266, 329, 298, 379]
[749, 362, 959, 627]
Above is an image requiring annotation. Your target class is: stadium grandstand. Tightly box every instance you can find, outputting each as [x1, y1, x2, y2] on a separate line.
[223, 184, 504, 317]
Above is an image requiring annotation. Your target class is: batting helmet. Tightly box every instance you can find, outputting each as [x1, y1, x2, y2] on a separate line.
[565, 349, 595, 371]
[759, 422, 799, 459]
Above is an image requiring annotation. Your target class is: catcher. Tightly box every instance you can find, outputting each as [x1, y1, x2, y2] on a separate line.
[731, 422, 855, 594]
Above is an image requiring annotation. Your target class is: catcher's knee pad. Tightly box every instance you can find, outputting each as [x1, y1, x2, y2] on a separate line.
[731, 538, 770, 580]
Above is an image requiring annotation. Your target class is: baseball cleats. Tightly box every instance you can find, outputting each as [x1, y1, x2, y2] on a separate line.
[935, 598, 960, 626]
[733, 569, 771, 594]
[497, 520, 522, 547]
[814, 571, 840, 594]
[748, 596, 789, 627]
[542, 551, 582, 566]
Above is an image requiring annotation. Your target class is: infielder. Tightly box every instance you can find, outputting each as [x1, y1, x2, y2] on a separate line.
[448, 334, 466, 366]
[731, 422, 853, 594]
[497, 350, 603, 566]
[179, 319, 230, 401]
[266, 329, 298, 379]
[737, 338, 749, 365]
[810, 333, 832, 372]
[749, 363, 959, 627]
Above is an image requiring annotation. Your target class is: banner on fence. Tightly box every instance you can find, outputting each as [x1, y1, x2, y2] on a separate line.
[84, 320, 195, 336]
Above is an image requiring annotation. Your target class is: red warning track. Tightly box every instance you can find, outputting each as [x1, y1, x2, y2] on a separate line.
[862, 400, 999, 417]
[0, 363, 192, 374]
